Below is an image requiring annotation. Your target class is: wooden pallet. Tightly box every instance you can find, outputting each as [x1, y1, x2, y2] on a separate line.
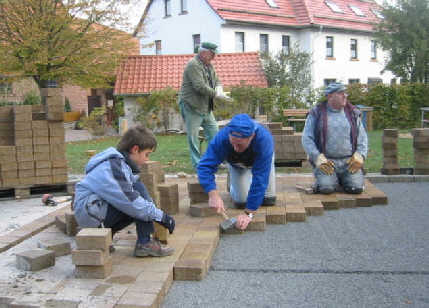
[0, 183, 69, 200]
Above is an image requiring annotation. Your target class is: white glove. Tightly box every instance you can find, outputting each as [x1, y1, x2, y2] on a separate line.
[215, 93, 234, 103]
[346, 152, 364, 173]
[315, 153, 334, 175]
[215, 86, 224, 96]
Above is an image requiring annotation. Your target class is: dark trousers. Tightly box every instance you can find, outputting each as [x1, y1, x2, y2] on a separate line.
[103, 181, 154, 241]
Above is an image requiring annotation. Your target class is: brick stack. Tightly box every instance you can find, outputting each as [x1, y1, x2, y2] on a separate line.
[268, 121, 307, 164]
[411, 128, 429, 175]
[381, 129, 400, 175]
[72, 228, 113, 279]
[0, 89, 67, 191]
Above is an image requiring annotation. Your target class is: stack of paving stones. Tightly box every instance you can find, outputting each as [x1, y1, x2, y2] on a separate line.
[411, 128, 429, 175]
[381, 129, 400, 175]
[0, 88, 68, 197]
[140, 161, 179, 243]
[268, 122, 308, 166]
[72, 228, 113, 279]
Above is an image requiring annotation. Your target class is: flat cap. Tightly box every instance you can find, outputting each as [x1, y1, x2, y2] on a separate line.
[200, 42, 217, 53]
[324, 82, 347, 95]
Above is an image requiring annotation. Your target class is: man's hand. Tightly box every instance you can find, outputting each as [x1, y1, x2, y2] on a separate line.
[235, 213, 252, 230]
[215, 93, 234, 103]
[346, 152, 364, 173]
[208, 190, 225, 214]
[316, 153, 335, 175]
[158, 213, 175, 234]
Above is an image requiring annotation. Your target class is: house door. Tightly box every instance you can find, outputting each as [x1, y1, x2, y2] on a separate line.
[87, 96, 101, 115]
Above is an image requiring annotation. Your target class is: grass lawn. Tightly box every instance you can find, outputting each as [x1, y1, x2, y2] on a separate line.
[66, 130, 414, 174]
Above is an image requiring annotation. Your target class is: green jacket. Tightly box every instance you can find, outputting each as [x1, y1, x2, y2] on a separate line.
[178, 55, 221, 115]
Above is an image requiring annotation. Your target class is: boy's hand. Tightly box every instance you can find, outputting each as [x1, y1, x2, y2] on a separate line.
[158, 214, 175, 234]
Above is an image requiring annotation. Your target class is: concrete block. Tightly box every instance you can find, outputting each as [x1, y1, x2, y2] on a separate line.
[246, 213, 266, 231]
[190, 203, 216, 217]
[174, 259, 206, 281]
[38, 238, 71, 257]
[16, 249, 55, 271]
[154, 223, 169, 244]
[71, 249, 110, 266]
[75, 228, 112, 251]
[303, 200, 324, 215]
[365, 188, 388, 205]
[55, 215, 67, 234]
[187, 180, 205, 193]
[286, 205, 306, 222]
[354, 193, 372, 207]
[336, 194, 356, 208]
[74, 256, 113, 279]
[318, 195, 340, 210]
[189, 192, 208, 205]
[65, 212, 78, 236]
[266, 206, 287, 224]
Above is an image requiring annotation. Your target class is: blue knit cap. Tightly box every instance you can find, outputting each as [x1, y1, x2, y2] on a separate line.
[324, 82, 347, 95]
[227, 114, 256, 138]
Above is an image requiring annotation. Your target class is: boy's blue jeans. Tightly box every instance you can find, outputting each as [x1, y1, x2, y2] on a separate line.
[227, 156, 276, 203]
[179, 101, 218, 169]
[103, 181, 153, 243]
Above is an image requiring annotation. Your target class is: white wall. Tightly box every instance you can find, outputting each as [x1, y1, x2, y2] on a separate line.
[140, 0, 224, 55]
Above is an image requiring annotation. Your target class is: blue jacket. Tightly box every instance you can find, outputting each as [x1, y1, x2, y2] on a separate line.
[73, 147, 163, 228]
[197, 123, 274, 211]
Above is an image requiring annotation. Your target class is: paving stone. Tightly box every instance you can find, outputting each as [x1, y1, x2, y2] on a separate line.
[365, 187, 388, 205]
[246, 213, 266, 231]
[65, 212, 78, 236]
[285, 205, 306, 222]
[266, 206, 287, 224]
[174, 258, 206, 281]
[318, 194, 340, 210]
[303, 200, 324, 215]
[354, 192, 372, 207]
[71, 249, 110, 266]
[189, 202, 216, 217]
[154, 223, 169, 244]
[54, 215, 67, 234]
[16, 249, 55, 271]
[38, 238, 71, 257]
[336, 194, 356, 208]
[74, 256, 113, 279]
[115, 292, 158, 308]
[189, 192, 208, 205]
[75, 228, 112, 251]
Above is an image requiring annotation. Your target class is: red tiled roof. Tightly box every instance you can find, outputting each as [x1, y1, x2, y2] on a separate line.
[114, 52, 268, 95]
[205, 0, 381, 31]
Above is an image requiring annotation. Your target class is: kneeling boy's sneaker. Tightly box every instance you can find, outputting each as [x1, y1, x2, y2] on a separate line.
[134, 239, 174, 257]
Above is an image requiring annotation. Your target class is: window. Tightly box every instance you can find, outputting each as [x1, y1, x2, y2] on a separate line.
[350, 39, 358, 59]
[46, 80, 59, 88]
[155, 40, 162, 55]
[164, 0, 171, 17]
[348, 79, 360, 84]
[326, 36, 334, 57]
[282, 35, 290, 55]
[180, 0, 187, 13]
[260, 34, 269, 54]
[368, 77, 382, 85]
[193, 34, 200, 53]
[371, 40, 377, 60]
[371, 9, 384, 19]
[266, 0, 278, 8]
[0, 77, 12, 94]
[324, 79, 336, 87]
[349, 5, 365, 16]
[235, 32, 245, 52]
[325, 1, 342, 13]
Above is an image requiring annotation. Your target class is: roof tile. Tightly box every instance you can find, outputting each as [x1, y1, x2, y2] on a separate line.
[115, 52, 267, 95]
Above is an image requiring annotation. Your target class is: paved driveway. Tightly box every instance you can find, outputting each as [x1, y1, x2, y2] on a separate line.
[161, 182, 429, 308]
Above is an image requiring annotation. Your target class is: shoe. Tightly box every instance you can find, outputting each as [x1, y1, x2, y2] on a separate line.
[134, 239, 175, 257]
[109, 244, 115, 253]
[262, 196, 276, 206]
[234, 202, 246, 209]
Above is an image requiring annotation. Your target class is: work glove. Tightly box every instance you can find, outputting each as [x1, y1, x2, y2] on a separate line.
[157, 213, 175, 234]
[315, 153, 335, 175]
[346, 152, 364, 173]
[215, 86, 224, 96]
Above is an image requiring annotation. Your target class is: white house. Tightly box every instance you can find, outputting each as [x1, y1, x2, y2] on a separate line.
[137, 0, 396, 89]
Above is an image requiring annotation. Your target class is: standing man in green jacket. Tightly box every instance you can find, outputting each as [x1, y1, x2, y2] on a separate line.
[178, 42, 233, 169]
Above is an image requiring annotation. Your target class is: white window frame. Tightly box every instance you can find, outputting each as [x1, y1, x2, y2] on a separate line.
[326, 36, 334, 57]
[235, 32, 245, 52]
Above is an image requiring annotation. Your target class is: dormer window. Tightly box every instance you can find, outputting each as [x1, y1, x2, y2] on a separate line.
[349, 5, 365, 17]
[266, 0, 278, 8]
[326, 1, 342, 13]
[371, 9, 384, 19]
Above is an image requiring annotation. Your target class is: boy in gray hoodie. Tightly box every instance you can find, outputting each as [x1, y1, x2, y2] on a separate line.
[73, 125, 175, 257]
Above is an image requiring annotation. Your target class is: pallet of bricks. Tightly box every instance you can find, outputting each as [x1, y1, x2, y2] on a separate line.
[0, 88, 67, 198]
[268, 122, 309, 167]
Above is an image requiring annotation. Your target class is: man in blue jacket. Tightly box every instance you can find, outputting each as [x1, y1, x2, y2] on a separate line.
[197, 114, 276, 230]
[73, 125, 175, 257]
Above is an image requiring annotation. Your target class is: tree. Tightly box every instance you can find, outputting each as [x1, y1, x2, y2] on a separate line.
[0, 0, 139, 90]
[374, 0, 429, 83]
[261, 44, 313, 106]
